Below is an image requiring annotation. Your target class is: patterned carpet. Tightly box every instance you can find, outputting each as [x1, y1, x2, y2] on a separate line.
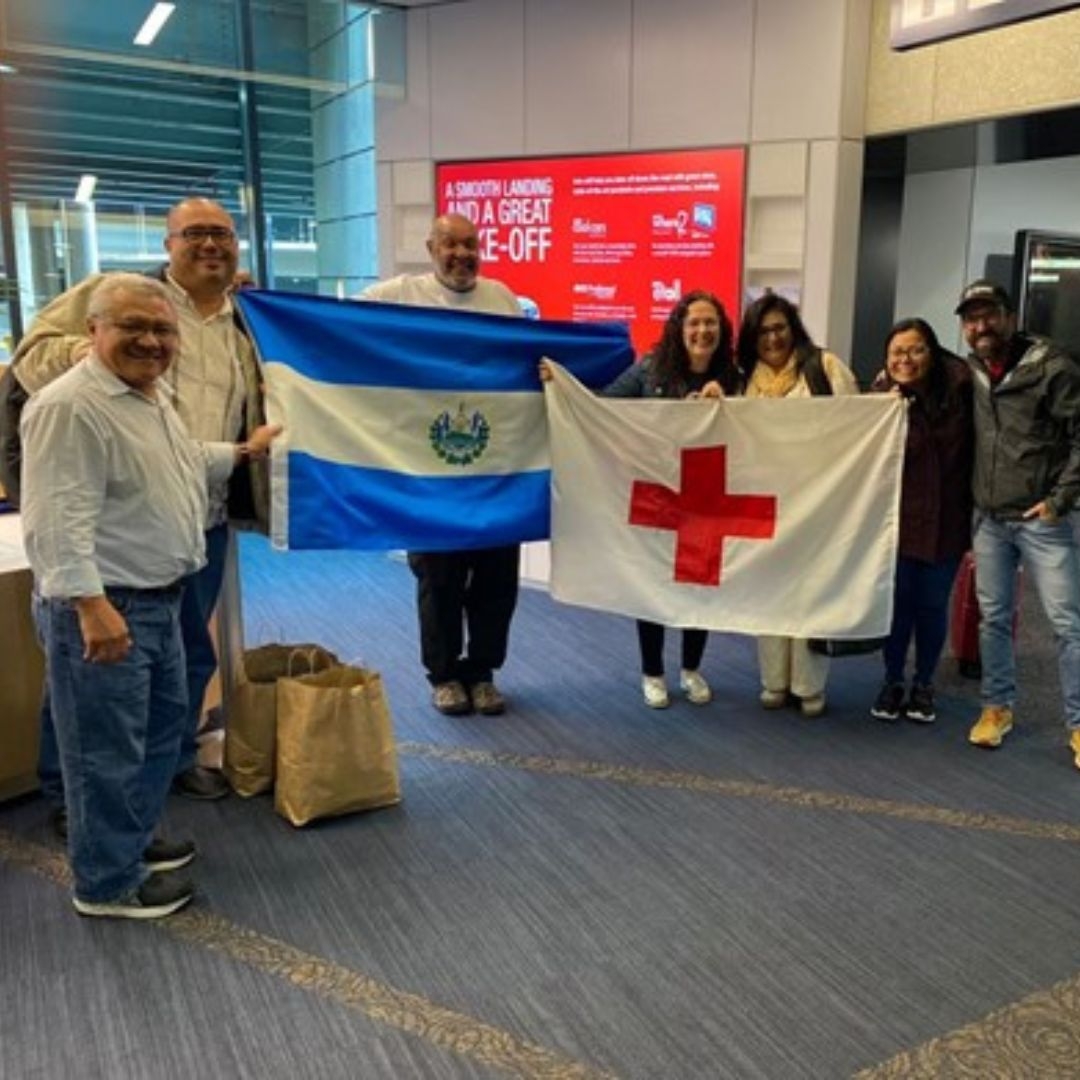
[2, 534, 1079, 1079]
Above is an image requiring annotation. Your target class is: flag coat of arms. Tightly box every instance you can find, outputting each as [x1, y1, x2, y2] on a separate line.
[544, 363, 908, 638]
[235, 291, 632, 551]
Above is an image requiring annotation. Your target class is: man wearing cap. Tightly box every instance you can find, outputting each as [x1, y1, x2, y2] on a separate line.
[956, 278, 1080, 767]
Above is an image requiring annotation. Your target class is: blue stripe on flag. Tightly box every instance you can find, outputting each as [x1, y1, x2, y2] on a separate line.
[236, 289, 632, 391]
[285, 451, 551, 550]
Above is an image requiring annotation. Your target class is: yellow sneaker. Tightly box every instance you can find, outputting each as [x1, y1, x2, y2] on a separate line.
[1070, 730, 1080, 771]
[968, 706, 1014, 748]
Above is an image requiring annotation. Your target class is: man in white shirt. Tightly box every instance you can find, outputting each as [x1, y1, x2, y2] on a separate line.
[10, 197, 265, 815]
[362, 214, 523, 717]
[21, 275, 278, 918]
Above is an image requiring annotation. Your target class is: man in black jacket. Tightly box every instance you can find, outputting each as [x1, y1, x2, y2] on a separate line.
[957, 279, 1080, 768]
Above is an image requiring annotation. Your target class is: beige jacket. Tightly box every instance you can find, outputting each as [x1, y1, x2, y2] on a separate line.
[10, 270, 269, 531]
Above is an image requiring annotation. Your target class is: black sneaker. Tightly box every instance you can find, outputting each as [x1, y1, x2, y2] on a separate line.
[870, 682, 905, 722]
[906, 684, 936, 724]
[144, 835, 196, 873]
[171, 765, 230, 801]
[73, 872, 195, 920]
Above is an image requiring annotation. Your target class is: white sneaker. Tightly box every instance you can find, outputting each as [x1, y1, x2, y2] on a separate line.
[760, 688, 788, 709]
[679, 669, 712, 705]
[642, 675, 670, 709]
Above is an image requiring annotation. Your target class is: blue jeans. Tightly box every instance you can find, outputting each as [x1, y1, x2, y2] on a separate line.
[34, 589, 187, 903]
[973, 512, 1080, 729]
[37, 525, 228, 794]
[882, 555, 961, 687]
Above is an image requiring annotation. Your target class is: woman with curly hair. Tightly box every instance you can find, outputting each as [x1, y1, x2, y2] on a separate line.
[603, 290, 742, 708]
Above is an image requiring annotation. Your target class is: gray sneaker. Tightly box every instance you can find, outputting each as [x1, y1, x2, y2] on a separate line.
[432, 680, 471, 715]
[470, 681, 506, 716]
[73, 872, 194, 920]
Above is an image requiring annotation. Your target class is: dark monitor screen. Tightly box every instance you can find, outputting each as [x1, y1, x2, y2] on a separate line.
[1013, 229, 1080, 358]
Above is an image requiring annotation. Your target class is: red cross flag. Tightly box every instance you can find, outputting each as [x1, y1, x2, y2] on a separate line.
[543, 362, 908, 638]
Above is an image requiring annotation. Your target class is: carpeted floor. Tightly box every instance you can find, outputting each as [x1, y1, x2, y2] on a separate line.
[2, 534, 1079, 1079]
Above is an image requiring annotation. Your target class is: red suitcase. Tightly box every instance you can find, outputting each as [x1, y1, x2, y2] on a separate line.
[949, 550, 1022, 678]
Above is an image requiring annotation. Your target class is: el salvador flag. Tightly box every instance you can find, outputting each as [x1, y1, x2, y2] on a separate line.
[235, 290, 633, 551]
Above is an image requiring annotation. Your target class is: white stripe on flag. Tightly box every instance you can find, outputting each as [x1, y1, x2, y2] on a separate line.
[544, 362, 907, 638]
[263, 361, 549, 477]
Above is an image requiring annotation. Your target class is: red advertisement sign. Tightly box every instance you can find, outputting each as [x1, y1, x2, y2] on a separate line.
[436, 148, 745, 356]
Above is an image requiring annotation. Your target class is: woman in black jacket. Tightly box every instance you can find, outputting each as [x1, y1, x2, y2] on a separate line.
[869, 317, 974, 724]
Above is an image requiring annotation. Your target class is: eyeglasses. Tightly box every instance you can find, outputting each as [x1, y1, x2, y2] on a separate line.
[758, 322, 789, 338]
[887, 345, 929, 361]
[100, 318, 179, 340]
[169, 226, 237, 244]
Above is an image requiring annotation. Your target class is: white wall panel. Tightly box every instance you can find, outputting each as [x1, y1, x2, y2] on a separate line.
[802, 138, 864, 364]
[802, 140, 839, 347]
[375, 161, 394, 279]
[751, 0, 848, 142]
[631, 0, 754, 148]
[429, 0, 526, 161]
[825, 138, 863, 363]
[524, 0, 631, 154]
[375, 10, 432, 163]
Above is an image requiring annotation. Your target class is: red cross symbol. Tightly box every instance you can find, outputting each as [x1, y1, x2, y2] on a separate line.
[629, 445, 777, 585]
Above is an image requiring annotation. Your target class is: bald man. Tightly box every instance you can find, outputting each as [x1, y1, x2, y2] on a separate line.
[361, 214, 524, 717]
[9, 197, 267, 815]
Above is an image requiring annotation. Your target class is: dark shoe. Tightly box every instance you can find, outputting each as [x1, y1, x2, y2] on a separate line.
[905, 684, 936, 724]
[73, 871, 194, 920]
[958, 658, 982, 679]
[870, 682, 905, 722]
[172, 766, 230, 801]
[144, 835, 196, 873]
[432, 680, 471, 716]
[470, 680, 506, 716]
[49, 806, 68, 843]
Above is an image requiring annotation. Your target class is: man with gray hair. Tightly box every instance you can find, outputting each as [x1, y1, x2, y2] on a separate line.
[7, 196, 264, 814]
[21, 274, 278, 918]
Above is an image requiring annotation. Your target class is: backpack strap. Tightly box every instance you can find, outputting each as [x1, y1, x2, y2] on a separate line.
[801, 347, 833, 397]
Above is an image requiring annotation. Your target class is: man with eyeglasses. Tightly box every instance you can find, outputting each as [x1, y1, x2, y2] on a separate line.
[6, 197, 267, 823]
[20, 275, 279, 917]
[956, 279, 1080, 768]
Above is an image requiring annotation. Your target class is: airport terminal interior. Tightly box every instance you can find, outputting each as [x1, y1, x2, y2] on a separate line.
[3, 1, 1080, 1077]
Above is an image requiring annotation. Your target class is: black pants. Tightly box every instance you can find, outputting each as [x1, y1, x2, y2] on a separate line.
[408, 546, 520, 685]
[636, 620, 708, 677]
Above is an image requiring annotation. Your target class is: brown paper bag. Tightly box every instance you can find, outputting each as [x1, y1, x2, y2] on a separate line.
[224, 644, 338, 797]
[274, 665, 401, 826]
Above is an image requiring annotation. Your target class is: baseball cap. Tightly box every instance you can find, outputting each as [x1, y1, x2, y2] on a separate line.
[955, 279, 1013, 315]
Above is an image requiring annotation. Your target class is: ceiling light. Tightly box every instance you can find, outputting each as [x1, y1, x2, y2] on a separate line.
[0, 62, 17, 76]
[74, 175, 98, 203]
[134, 3, 177, 47]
